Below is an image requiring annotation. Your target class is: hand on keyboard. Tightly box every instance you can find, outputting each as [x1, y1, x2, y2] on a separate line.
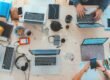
[94, 9, 103, 21]
[76, 3, 86, 18]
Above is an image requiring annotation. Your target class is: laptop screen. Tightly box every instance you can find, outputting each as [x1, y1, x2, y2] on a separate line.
[29, 49, 60, 55]
[82, 38, 108, 45]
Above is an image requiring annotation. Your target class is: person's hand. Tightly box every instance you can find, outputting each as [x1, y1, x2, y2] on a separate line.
[76, 3, 85, 18]
[96, 61, 105, 72]
[94, 9, 103, 21]
[82, 62, 90, 72]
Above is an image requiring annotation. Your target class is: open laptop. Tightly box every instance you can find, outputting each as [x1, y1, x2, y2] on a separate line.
[0, 45, 15, 72]
[77, 7, 104, 28]
[77, 14, 104, 28]
[20, 6, 47, 24]
[81, 38, 108, 61]
[29, 49, 61, 75]
[0, 21, 13, 41]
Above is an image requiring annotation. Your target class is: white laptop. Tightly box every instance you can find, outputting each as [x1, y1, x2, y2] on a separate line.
[29, 49, 61, 75]
[20, 6, 47, 24]
[0, 45, 15, 72]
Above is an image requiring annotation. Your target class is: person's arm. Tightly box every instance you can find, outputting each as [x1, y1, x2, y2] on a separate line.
[93, 0, 109, 21]
[73, 63, 89, 80]
[72, 0, 85, 17]
[103, 70, 110, 78]
[72, 0, 80, 6]
[98, 0, 109, 11]
[96, 61, 110, 79]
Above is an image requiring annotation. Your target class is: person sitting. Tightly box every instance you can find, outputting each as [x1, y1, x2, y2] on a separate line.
[72, 61, 110, 80]
[72, 0, 109, 20]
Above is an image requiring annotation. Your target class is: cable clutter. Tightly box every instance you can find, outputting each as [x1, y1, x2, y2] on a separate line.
[48, 35, 66, 48]
[15, 54, 30, 80]
[15, 54, 30, 71]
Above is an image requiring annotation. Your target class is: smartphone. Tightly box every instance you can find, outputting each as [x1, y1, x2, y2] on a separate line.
[18, 7, 22, 15]
[90, 58, 97, 69]
[107, 19, 110, 27]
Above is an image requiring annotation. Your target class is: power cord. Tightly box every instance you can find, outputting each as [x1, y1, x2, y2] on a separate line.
[13, 41, 25, 54]
[14, 40, 31, 80]
[23, 60, 31, 80]
[27, 61, 31, 80]
[24, 71, 27, 80]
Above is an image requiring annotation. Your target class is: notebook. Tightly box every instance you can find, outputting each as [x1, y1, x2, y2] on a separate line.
[29, 49, 61, 75]
[20, 6, 47, 24]
[81, 38, 108, 61]
[77, 14, 104, 28]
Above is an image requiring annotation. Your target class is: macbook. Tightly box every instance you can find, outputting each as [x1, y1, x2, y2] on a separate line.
[20, 6, 47, 24]
[77, 7, 104, 28]
[77, 14, 104, 28]
[81, 38, 108, 61]
[29, 49, 61, 75]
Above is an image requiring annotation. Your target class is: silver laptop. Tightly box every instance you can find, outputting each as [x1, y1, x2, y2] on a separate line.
[81, 38, 108, 61]
[77, 7, 104, 28]
[20, 6, 47, 24]
[0, 45, 15, 72]
[29, 49, 61, 75]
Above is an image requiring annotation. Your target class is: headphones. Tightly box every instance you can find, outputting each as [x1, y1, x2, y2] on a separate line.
[15, 54, 30, 71]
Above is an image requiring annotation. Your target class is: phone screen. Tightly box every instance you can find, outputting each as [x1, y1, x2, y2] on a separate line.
[107, 19, 110, 27]
[90, 58, 97, 69]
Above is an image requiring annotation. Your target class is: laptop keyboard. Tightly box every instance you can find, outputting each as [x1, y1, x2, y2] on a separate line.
[77, 14, 95, 23]
[2, 47, 14, 70]
[24, 12, 44, 21]
[35, 57, 56, 66]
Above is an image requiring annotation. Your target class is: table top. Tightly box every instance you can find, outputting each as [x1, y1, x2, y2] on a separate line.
[0, 0, 110, 80]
